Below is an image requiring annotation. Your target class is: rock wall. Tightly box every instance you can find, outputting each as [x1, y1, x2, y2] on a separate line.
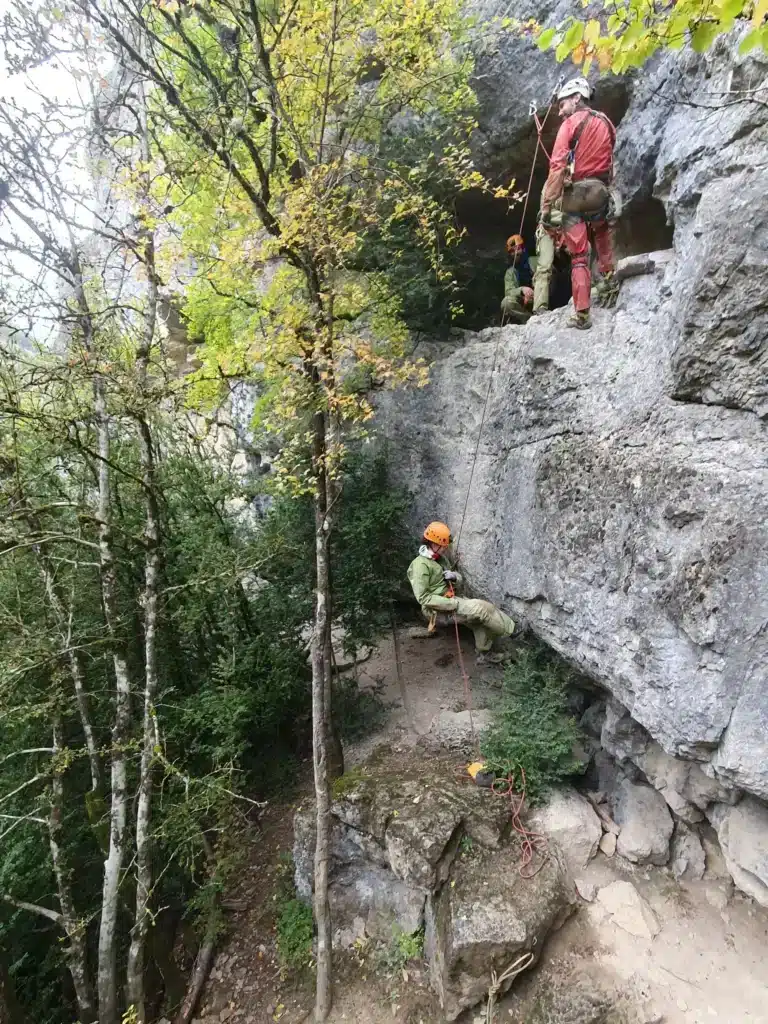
[375, 31, 768, 847]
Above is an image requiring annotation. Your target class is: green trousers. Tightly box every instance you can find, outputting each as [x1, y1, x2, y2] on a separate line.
[454, 598, 515, 653]
[533, 223, 556, 313]
[500, 296, 531, 324]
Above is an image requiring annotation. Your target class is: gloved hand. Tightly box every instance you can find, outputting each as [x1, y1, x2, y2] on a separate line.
[522, 286, 534, 306]
[443, 570, 458, 582]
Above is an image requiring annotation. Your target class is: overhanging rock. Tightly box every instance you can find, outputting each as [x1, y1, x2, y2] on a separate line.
[375, 254, 768, 800]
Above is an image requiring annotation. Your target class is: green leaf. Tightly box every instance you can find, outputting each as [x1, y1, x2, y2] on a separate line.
[555, 40, 570, 61]
[620, 20, 646, 46]
[691, 21, 719, 52]
[537, 27, 556, 50]
[720, 0, 744, 16]
[563, 20, 585, 48]
[738, 27, 761, 51]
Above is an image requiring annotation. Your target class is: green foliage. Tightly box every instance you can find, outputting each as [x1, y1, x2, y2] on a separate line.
[330, 764, 371, 800]
[458, 834, 474, 857]
[376, 926, 425, 976]
[532, 0, 765, 74]
[255, 449, 412, 659]
[481, 643, 584, 805]
[276, 898, 315, 970]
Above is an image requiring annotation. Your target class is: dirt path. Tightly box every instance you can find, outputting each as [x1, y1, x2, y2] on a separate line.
[344, 622, 505, 763]
[194, 626, 768, 1024]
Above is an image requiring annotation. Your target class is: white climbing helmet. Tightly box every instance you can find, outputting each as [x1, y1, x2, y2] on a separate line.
[557, 76, 591, 102]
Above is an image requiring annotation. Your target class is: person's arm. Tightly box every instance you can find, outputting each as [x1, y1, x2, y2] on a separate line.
[409, 560, 458, 612]
[504, 265, 524, 305]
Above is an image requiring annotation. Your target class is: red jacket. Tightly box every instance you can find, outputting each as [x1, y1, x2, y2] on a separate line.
[542, 108, 616, 207]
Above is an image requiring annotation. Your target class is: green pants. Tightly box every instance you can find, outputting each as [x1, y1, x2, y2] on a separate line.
[500, 296, 531, 324]
[454, 598, 515, 653]
[533, 223, 556, 313]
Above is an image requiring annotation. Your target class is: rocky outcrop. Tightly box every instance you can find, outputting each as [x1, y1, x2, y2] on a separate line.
[377, 264, 768, 800]
[376, 30, 768, 898]
[426, 842, 575, 1021]
[294, 758, 576, 1018]
[378, 5, 768, 791]
[670, 822, 706, 881]
[709, 797, 768, 908]
[527, 787, 602, 876]
[614, 779, 674, 866]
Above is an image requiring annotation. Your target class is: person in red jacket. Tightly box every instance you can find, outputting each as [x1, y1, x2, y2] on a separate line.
[540, 77, 617, 330]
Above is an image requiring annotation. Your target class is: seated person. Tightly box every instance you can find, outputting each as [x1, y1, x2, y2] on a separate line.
[406, 521, 515, 664]
[500, 234, 535, 324]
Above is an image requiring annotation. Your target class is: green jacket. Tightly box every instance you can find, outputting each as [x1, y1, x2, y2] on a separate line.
[406, 550, 462, 612]
[504, 257, 538, 309]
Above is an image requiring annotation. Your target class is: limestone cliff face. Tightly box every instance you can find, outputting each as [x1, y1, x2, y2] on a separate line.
[377, 30, 768, 802]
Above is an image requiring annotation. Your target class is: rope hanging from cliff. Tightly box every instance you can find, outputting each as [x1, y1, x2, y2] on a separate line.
[455, 93, 556, 554]
[449, 96, 558, 752]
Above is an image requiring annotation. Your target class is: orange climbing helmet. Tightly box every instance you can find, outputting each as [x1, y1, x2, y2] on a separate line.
[506, 233, 525, 254]
[423, 521, 452, 547]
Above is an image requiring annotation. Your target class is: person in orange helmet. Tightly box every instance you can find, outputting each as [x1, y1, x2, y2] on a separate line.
[406, 521, 515, 663]
[500, 234, 536, 324]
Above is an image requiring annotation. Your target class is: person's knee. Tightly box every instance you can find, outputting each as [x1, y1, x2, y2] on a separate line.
[472, 600, 496, 624]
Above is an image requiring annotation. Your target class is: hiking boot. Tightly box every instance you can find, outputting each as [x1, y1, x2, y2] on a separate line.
[476, 651, 509, 666]
[567, 310, 592, 330]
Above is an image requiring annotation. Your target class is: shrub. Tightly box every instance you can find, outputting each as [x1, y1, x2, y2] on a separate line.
[376, 926, 425, 976]
[481, 642, 584, 805]
[276, 897, 314, 970]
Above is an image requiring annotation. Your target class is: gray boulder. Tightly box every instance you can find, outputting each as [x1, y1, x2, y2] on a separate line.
[595, 880, 660, 940]
[709, 797, 768, 908]
[294, 764, 511, 944]
[425, 708, 494, 753]
[670, 823, 706, 881]
[425, 844, 576, 1021]
[527, 787, 603, 877]
[614, 779, 674, 866]
[635, 740, 736, 824]
[601, 700, 651, 763]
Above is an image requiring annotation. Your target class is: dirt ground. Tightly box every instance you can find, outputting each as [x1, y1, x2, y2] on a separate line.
[194, 625, 768, 1024]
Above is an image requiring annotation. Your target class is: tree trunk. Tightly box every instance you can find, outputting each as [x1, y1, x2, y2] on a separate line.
[126, 74, 161, 1022]
[50, 720, 97, 1023]
[311, 410, 333, 1023]
[324, 618, 344, 782]
[64, 222, 132, 1024]
[171, 907, 217, 1024]
[95, 378, 132, 1024]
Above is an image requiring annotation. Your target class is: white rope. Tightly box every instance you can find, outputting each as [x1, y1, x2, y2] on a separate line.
[485, 951, 535, 1023]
